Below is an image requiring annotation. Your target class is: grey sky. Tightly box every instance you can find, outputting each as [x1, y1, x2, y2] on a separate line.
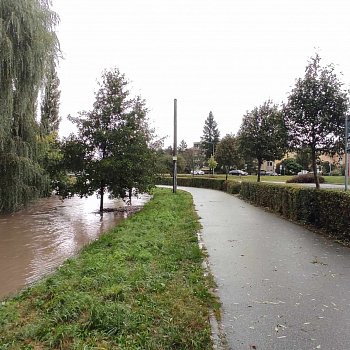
[53, 0, 350, 147]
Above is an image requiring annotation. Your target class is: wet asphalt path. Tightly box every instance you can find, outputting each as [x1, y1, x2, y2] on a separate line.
[180, 187, 350, 350]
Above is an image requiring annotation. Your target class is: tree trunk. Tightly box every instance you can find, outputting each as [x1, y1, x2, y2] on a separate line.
[225, 167, 228, 181]
[128, 188, 132, 205]
[99, 182, 104, 212]
[257, 159, 262, 182]
[311, 150, 320, 189]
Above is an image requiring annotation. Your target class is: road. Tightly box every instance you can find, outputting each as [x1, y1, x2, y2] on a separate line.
[180, 187, 350, 350]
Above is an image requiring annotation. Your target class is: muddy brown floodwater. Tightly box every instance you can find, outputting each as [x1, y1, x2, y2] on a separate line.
[0, 193, 150, 300]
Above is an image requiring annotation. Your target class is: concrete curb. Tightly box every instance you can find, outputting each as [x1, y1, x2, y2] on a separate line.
[197, 231, 229, 350]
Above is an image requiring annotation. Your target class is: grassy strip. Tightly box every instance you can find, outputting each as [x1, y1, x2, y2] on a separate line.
[0, 188, 219, 350]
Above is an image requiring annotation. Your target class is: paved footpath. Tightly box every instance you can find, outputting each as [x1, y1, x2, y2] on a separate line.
[180, 187, 350, 350]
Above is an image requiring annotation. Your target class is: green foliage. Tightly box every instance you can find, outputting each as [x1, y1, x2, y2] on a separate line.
[60, 68, 157, 210]
[38, 62, 63, 191]
[0, 189, 218, 349]
[201, 111, 220, 159]
[286, 173, 325, 183]
[238, 100, 288, 182]
[295, 147, 313, 171]
[223, 180, 241, 194]
[284, 53, 349, 188]
[40, 61, 61, 135]
[181, 147, 197, 173]
[281, 158, 303, 175]
[39, 132, 67, 191]
[321, 161, 331, 175]
[157, 151, 186, 175]
[0, 0, 60, 212]
[208, 155, 218, 172]
[215, 134, 242, 176]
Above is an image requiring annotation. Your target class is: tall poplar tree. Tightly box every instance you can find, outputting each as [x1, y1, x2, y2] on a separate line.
[40, 61, 61, 135]
[39, 60, 64, 190]
[0, 0, 60, 212]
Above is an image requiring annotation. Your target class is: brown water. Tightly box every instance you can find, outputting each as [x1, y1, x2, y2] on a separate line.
[0, 194, 150, 300]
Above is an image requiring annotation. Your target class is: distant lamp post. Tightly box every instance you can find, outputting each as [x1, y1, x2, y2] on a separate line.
[208, 155, 218, 176]
[173, 99, 177, 193]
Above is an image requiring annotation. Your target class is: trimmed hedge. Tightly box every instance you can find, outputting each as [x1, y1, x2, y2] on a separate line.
[240, 182, 350, 240]
[223, 179, 242, 195]
[157, 176, 241, 194]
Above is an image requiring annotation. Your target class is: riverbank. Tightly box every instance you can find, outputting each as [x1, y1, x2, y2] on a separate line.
[0, 193, 150, 300]
[0, 188, 219, 349]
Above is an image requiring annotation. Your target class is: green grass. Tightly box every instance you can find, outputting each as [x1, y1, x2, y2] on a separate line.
[0, 188, 219, 350]
[321, 176, 348, 185]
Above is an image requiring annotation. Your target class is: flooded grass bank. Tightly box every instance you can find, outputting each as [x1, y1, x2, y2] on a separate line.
[0, 188, 218, 349]
[0, 193, 149, 299]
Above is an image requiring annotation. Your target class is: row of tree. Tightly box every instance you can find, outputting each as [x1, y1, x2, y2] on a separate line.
[1, 1, 348, 213]
[175, 53, 348, 189]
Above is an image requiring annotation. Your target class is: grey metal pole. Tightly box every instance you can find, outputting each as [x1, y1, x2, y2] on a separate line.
[173, 99, 177, 193]
[345, 115, 349, 191]
[213, 142, 215, 175]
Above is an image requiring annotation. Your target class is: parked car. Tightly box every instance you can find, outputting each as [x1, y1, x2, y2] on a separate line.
[229, 169, 248, 176]
[265, 171, 280, 176]
[191, 170, 205, 175]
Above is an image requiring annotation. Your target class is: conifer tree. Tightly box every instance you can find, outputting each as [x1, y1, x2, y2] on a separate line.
[200, 111, 220, 159]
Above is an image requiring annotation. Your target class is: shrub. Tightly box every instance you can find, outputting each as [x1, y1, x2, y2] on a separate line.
[240, 181, 350, 240]
[223, 180, 241, 194]
[286, 173, 325, 183]
[157, 176, 241, 194]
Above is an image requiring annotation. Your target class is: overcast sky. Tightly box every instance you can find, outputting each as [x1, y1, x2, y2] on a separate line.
[52, 0, 350, 147]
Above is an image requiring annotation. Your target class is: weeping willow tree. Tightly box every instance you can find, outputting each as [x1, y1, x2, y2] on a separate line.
[0, 0, 60, 212]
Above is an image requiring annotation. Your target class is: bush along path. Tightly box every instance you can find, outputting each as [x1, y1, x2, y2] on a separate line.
[0, 188, 220, 350]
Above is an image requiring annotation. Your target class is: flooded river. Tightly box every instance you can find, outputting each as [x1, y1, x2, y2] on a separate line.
[0, 194, 150, 300]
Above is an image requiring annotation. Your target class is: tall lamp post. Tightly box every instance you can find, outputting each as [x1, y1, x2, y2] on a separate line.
[345, 115, 349, 191]
[206, 140, 215, 175]
[173, 99, 177, 193]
